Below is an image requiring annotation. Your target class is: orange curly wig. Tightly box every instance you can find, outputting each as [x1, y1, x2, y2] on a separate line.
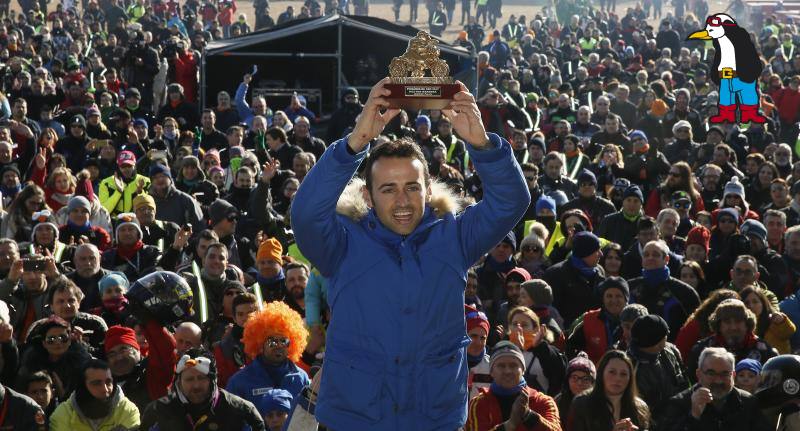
[242, 301, 309, 362]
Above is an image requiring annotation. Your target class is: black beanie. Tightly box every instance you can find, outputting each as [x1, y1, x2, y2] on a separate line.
[598, 276, 630, 301]
[631, 314, 670, 348]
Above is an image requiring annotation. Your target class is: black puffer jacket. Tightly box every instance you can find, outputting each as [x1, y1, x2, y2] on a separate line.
[628, 342, 688, 425]
[659, 385, 772, 431]
[140, 388, 265, 431]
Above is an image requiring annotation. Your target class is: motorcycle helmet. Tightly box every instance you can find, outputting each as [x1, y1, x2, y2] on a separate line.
[756, 355, 800, 408]
[126, 271, 194, 324]
[548, 190, 569, 210]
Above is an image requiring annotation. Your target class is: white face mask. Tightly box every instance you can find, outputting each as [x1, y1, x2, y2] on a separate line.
[164, 130, 177, 139]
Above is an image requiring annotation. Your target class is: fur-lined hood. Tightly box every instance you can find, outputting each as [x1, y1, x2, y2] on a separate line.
[335, 177, 464, 221]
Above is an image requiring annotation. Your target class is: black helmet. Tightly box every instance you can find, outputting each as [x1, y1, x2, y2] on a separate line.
[127, 271, 194, 325]
[755, 355, 800, 408]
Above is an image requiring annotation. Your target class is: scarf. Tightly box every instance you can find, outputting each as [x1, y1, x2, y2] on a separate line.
[483, 255, 516, 275]
[257, 356, 294, 387]
[257, 268, 285, 286]
[623, 211, 641, 222]
[67, 219, 92, 235]
[565, 149, 580, 158]
[0, 183, 21, 199]
[103, 296, 128, 314]
[467, 347, 486, 368]
[490, 379, 526, 397]
[635, 143, 650, 154]
[182, 177, 199, 187]
[117, 240, 144, 260]
[51, 191, 74, 206]
[642, 266, 670, 285]
[570, 254, 599, 279]
[75, 382, 118, 420]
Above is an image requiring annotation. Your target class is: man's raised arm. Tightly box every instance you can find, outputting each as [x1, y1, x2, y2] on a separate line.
[290, 78, 400, 276]
[442, 82, 531, 268]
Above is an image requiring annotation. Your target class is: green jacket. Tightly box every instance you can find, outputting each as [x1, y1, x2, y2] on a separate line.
[49, 388, 140, 431]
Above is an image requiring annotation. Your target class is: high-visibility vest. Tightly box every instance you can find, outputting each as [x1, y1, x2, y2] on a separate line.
[191, 261, 209, 323]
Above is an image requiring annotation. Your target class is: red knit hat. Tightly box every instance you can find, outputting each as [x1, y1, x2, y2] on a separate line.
[686, 226, 711, 252]
[104, 325, 140, 353]
[465, 304, 490, 336]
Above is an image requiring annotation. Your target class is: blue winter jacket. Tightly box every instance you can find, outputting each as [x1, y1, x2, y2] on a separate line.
[226, 358, 310, 406]
[290, 132, 530, 430]
[780, 293, 800, 350]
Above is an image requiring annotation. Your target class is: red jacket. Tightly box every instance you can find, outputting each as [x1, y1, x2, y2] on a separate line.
[173, 51, 199, 104]
[675, 318, 701, 360]
[644, 188, 705, 218]
[142, 320, 177, 401]
[582, 309, 608, 364]
[466, 386, 561, 431]
[773, 87, 800, 124]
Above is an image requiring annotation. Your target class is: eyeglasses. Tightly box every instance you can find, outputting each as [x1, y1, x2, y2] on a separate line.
[673, 202, 691, 209]
[45, 334, 69, 345]
[569, 374, 595, 384]
[702, 369, 734, 378]
[706, 16, 736, 27]
[226, 215, 238, 222]
[772, 186, 788, 192]
[266, 337, 290, 349]
[522, 245, 542, 253]
[524, 176, 536, 182]
[107, 345, 135, 359]
[676, 128, 690, 133]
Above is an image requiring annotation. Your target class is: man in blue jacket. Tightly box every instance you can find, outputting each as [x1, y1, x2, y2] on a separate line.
[290, 77, 530, 431]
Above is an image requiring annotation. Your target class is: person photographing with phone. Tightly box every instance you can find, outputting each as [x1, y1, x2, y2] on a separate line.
[291, 78, 530, 430]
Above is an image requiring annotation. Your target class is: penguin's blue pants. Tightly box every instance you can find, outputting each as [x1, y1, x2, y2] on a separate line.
[719, 77, 759, 106]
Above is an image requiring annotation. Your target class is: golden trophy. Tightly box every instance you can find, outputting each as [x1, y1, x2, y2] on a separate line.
[385, 31, 460, 110]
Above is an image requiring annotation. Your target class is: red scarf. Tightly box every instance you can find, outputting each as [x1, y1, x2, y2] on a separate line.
[635, 143, 650, 154]
[117, 240, 144, 260]
[565, 149, 580, 158]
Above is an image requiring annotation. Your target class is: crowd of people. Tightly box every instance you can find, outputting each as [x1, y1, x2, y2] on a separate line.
[2, 0, 800, 428]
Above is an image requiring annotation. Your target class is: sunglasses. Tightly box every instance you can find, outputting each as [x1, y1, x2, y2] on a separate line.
[226, 214, 238, 222]
[673, 202, 691, 209]
[266, 337, 290, 348]
[45, 334, 69, 345]
[706, 16, 736, 27]
[522, 245, 541, 253]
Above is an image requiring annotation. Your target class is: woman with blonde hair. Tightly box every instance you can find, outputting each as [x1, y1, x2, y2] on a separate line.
[590, 143, 625, 195]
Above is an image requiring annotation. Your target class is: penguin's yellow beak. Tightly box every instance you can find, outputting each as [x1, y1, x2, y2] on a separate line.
[688, 30, 711, 40]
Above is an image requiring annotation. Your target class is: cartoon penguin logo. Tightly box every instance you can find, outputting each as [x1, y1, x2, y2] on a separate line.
[689, 14, 767, 124]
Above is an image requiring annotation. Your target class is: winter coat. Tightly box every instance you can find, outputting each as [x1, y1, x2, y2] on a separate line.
[55, 198, 112, 234]
[0, 385, 47, 431]
[49, 387, 140, 431]
[465, 386, 561, 431]
[98, 174, 151, 216]
[150, 186, 205, 232]
[542, 258, 606, 328]
[140, 388, 265, 431]
[290, 133, 530, 431]
[226, 358, 310, 405]
[659, 385, 772, 431]
[628, 343, 688, 424]
[595, 211, 640, 252]
[628, 276, 700, 341]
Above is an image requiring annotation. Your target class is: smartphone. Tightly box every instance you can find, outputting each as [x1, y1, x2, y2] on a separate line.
[23, 258, 46, 272]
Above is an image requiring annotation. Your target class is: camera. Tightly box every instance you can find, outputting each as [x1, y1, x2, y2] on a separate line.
[22, 258, 46, 272]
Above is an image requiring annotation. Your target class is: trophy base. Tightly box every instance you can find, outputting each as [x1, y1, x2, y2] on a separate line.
[385, 82, 461, 110]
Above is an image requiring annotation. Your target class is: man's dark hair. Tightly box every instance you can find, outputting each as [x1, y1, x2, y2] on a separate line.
[266, 127, 287, 142]
[205, 241, 228, 259]
[22, 371, 53, 389]
[197, 229, 219, 242]
[48, 277, 85, 305]
[363, 138, 430, 193]
[520, 162, 538, 176]
[285, 261, 309, 277]
[637, 216, 658, 234]
[233, 292, 258, 313]
[83, 358, 110, 377]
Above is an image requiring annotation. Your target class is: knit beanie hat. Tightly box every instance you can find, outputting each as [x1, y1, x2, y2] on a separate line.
[577, 168, 597, 186]
[598, 276, 630, 301]
[208, 199, 238, 226]
[685, 226, 711, 252]
[465, 304, 490, 335]
[490, 341, 526, 371]
[67, 196, 91, 213]
[620, 303, 649, 323]
[132, 194, 156, 211]
[99, 271, 130, 295]
[628, 130, 648, 142]
[736, 358, 763, 375]
[631, 314, 670, 348]
[717, 207, 740, 224]
[204, 149, 221, 165]
[257, 238, 283, 263]
[741, 219, 767, 243]
[149, 163, 172, 179]
[723, 176, 746, 201]
[115, 213, 142, 241]
[105, 325, 141, 353]
[566, 352, 597, 379]
[502, 231, 517, 251]
[415, 115, 431, 129]
[535, 195, 557, 214]
[572, 231, 601, 258]
[521, 280, 553, 306]
[623, 185, 644, 203]
[650, 99, 669, 116]
[671, 120, 692, 136]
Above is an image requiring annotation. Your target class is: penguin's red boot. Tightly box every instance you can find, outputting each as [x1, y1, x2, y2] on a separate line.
[710, 104, 737, 123]
[739, 104, 768, 124]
